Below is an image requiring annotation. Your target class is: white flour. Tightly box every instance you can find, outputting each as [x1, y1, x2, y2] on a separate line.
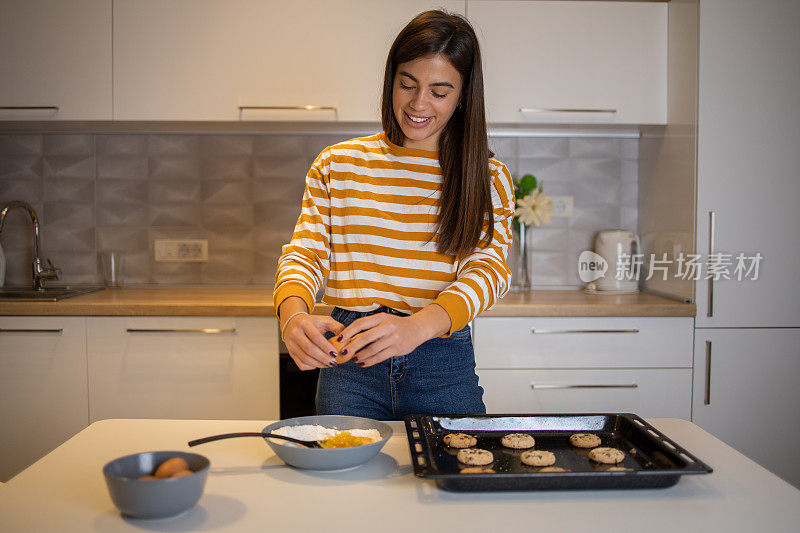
[271, 424, 381, 444]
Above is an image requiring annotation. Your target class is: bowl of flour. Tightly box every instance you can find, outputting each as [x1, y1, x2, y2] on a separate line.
[262, 415, 393, 470]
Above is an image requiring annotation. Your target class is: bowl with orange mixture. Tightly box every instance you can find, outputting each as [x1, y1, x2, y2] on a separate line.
[262, 415, 393, 470]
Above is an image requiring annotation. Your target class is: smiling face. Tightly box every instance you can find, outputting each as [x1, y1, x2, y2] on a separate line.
[392, 54, 463, 152]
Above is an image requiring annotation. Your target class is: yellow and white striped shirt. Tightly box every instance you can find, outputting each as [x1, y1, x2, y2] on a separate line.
[273, 132, 514, 335]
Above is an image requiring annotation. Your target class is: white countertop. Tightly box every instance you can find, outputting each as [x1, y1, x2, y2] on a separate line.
[1, 418, 798, 532]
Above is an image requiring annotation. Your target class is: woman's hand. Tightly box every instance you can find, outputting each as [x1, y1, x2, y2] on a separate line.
[283, 313, 345, 371]
[337, 304, 451, 368]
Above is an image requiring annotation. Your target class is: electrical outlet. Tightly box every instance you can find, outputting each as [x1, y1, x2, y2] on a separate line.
[154, 239, 208, 262]
[550, 195, 574, 218]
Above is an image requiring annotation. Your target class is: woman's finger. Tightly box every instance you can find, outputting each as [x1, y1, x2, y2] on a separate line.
[337, 313, 387, 344]
[352, 335, 395, 367]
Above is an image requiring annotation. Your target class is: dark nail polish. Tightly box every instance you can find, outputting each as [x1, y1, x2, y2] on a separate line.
[337, 335, 343, 342]
[329, 361, 337, 367]
[341, 349, 348, 356]
[329, 351, 336, 357]
[357, 362, 365, 367]
[351, 356, 358, 362]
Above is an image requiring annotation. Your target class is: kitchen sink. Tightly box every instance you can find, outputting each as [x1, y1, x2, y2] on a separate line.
[0, 286, 103, 301]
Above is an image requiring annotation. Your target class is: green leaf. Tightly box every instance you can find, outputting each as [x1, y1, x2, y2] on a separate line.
[520, 174, 538, 194]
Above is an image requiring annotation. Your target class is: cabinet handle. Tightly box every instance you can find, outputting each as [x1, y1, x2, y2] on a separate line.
[704, 340, 712, 405]
[531, 329, 639, 335]
[238, 105, 337, 119]
[125, 328, 236, 334]
[0, 106, 59, 111]
[0, 328, 63, 334]
[531, 383, 638, 390]
[707, 211, 715, 318]
[519, 107, 617, 114]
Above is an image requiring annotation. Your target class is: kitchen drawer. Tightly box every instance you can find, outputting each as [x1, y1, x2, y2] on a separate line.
[478, 368, 692, 419]
[87, 317, 278, 422]
[473, 317, 693, 369]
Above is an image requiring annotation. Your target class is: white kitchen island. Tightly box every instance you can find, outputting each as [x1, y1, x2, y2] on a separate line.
[1, 418, 797, 532]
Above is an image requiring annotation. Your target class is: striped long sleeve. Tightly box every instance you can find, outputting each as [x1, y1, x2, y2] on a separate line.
[273, 132, 514, 335]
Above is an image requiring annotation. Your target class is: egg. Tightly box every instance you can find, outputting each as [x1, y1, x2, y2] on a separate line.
[170, 469, 194, 478]
[154, 457, 189, 478]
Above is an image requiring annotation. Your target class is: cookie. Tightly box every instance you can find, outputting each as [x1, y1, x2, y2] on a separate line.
[606, 466, 633, 472]
[588, 447, 626, 464]
[457, 448, 494, 466]
[539, 466, 570, 473]
[443, 433, 477, 448]
[459, 466, 495, 474]
[520, 450, 556, 467]
[330, 337, 353, 364]
[500, 433, 535, 449]
[569, 433, 601, 449]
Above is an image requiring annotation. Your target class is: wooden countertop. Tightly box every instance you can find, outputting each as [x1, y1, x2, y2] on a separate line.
[0, 287, 695, 317]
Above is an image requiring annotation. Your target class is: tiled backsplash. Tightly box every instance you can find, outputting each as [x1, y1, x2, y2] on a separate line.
[0, 131, 637, 287]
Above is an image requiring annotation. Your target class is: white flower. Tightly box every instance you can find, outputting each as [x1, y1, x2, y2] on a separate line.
[515, 189, 554, 227]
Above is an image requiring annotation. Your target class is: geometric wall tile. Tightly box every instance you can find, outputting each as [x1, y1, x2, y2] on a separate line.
[0, 154, 41, 180]
[43, 177, 94, 202]
[42, 134, 93, 157]
[148, 155, 201, 180]
[96, 134, 147, 155]
[201, 180, 252, 204]
[148, 135, 200, 156]
[201, 155, 251, 181]
[0, 131, 639, 287]
[0, 134, 42, 156]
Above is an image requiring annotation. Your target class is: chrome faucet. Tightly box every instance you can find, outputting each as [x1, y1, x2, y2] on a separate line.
[0, 201, 61, 290]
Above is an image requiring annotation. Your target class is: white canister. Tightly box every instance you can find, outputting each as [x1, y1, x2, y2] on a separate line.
[594, 230, 641, 292]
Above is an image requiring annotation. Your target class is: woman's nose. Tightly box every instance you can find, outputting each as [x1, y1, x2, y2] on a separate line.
[410, 91, 427, 110]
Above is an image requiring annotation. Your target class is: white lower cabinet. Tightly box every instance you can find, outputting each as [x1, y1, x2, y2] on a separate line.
[692, 328, 800, 488]
[87, 317, 279, 422]
[0, 317, 89, 482]
[479, 368, 691, 419]
[473, 317, 694, 419]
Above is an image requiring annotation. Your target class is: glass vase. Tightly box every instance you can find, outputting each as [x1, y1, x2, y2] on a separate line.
[511, 222, 532, 291]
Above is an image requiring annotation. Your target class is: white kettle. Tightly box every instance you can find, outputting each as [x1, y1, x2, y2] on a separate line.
[594, 230, 641, 293]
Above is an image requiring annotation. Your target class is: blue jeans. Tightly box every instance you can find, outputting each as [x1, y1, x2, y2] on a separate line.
[316, 306, 486, 421]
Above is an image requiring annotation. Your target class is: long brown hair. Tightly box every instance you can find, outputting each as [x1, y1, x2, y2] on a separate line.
[381, 10, 494, 257]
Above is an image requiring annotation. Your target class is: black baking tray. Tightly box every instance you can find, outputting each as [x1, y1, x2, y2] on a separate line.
[404, 413, 713, 492]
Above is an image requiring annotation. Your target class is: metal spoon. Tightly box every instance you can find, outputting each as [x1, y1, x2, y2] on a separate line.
[188, 432, 323, 448]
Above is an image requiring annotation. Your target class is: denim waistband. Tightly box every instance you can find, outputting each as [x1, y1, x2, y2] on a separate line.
[332, 306, 411, 321]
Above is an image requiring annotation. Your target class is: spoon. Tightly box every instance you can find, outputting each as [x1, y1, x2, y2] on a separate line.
[188, 432, 323, 448]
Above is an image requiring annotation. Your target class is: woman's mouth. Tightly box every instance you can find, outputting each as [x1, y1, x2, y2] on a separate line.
[404, 112, 432, 128]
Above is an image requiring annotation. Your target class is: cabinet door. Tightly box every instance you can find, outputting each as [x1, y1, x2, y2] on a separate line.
[113, 0, 464, 121]
[692, 328, 800, 488]
[0, 317, 88, 482]
[87, 317, 279, 422]
[0, 0, 112, 120]
[469, 0, 667, 124]
[695, 0, 800, 327]
[478, 368, 692, 419]
[473, 317, 693, 369]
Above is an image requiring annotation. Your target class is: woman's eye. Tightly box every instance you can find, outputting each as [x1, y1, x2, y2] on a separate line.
[400, 83, 415, 90]
[432, 92, 446, 99]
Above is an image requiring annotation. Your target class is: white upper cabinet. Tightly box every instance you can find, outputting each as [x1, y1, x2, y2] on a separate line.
[0, 0, 112, 120]
[113, 0, 465, 121]
[469, 1, 667, 124]
[694, 0, 800, 327]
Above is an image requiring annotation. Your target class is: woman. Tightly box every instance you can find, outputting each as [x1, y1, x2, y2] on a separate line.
[274, 10, 514, 420]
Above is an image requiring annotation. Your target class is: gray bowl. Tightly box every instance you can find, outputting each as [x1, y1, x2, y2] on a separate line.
[262, 415, 393, 470]
[103, 451, 210, 519]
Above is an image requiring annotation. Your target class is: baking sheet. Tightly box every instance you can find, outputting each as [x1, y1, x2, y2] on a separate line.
[404, 413, 712, 492]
